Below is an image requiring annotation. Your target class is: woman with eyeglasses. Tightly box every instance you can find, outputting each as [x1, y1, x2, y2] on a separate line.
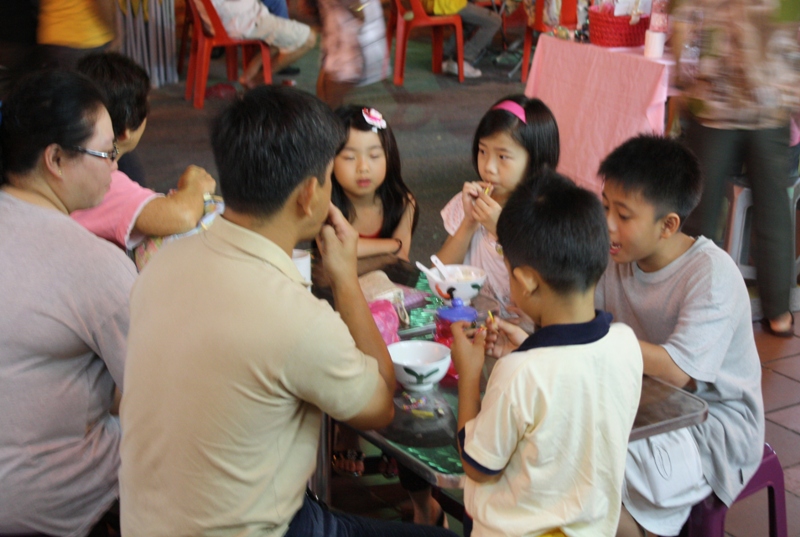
[0, 70, 136, 536]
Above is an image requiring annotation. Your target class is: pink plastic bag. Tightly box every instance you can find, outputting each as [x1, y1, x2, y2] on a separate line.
[369, 299, 400, 346]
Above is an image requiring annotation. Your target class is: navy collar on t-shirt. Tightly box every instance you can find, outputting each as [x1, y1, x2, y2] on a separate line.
[514, 310, 613, 353]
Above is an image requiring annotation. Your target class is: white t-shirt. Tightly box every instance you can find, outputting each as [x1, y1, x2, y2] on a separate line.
[441, 193, 510, 308]
[463, 313, 643, 537]
[595, 236, 765, 506]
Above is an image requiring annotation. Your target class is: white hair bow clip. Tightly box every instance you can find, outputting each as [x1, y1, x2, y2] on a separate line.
[362, 108, 387, 132]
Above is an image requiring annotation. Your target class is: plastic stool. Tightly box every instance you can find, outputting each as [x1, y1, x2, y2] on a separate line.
[724, 175, 800, 281]
[678, 444, 788, 537]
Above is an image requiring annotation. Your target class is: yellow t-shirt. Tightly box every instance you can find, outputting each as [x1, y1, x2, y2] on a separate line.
[423, 0, 468, 16]
[38, 0, 114, 48]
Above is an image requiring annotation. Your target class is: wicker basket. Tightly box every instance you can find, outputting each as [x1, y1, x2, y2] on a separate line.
[589, 6, 649, 47]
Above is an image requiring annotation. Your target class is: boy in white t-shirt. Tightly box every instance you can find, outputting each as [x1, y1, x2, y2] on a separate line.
[450, 171, 644, 537]
[596, 135, 765, 537]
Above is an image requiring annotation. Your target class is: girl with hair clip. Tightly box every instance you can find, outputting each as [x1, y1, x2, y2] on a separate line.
[436, 94, 560, 310]
[332, 105, 418, 260]
[0, 70, 136, 536]
[329, 105, 421, 490]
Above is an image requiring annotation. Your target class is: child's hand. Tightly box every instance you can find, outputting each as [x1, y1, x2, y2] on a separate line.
[470, 188, 502, 236]
[484, 317, 529, 359]
[316, 203, 359, 284]
[451, 321, 487, 382]
[177, 165, 217, 194]
[460, 182, 483, 224]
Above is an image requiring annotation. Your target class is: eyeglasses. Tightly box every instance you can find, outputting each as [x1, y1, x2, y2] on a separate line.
[67, 143, 119, 163]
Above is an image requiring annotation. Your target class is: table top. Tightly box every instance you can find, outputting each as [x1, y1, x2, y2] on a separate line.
[312, 254, 708, 489]
[356, 374, 708, 488]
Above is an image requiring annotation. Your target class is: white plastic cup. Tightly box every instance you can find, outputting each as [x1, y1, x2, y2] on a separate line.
[644, 30, 666, 59]
[292, 249, 312, 286]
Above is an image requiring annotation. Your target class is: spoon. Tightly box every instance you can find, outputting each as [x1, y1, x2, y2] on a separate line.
[431, 254, 460, 280]
[415, 261, 442, 283]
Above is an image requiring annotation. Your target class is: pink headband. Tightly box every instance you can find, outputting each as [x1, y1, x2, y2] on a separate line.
[491, 100, 527, 124]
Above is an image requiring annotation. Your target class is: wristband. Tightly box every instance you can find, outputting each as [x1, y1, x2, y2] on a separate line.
[392, 238, 403, 254]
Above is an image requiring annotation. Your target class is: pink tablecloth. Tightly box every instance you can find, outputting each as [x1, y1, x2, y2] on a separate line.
[524, 35, 668, 194]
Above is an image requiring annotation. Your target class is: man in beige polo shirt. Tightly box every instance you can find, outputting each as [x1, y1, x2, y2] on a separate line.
[119, 86, 456, 537]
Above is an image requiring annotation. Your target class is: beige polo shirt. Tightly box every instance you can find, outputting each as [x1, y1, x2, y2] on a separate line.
[120, 217, 380, 537]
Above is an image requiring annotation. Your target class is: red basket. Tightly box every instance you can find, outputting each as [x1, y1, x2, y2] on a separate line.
[589, 6, 649, 47]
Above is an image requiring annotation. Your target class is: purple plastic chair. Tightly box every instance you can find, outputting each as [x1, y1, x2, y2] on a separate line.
[677, 444, 787, 537]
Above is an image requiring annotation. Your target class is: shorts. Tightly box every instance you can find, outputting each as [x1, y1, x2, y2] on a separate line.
[622, 428, 713, 537]
[245, 10, 311, 54]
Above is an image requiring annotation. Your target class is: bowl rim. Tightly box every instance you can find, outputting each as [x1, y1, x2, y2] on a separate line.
[388, 341, 451, 367]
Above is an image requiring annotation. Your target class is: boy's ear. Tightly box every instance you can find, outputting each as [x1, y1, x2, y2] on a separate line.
[511, 265, 539, 296]
[659, 212, 682, 238]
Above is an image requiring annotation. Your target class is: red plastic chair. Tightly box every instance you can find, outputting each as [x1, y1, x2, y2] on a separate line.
[668, 444, 788, 537]
[184, 0, 272, 109]
[387, 0, 465, 85]
[178, 5, 242, 79]
[520, 0, 576, 82]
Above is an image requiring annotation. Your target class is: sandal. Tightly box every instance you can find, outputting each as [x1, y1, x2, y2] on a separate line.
[332, 449, 365, 477]
[761, 312, 795, 338]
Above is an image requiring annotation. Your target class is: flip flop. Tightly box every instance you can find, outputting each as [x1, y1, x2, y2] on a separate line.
[760, 312, 795, 338]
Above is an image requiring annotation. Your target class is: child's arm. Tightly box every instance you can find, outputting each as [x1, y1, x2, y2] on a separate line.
[436, 183, 482, 264]
[639, 341, 692, 388]
[450, 323, 498, 483]
[134, 165, 216, 237]
[354, 195, 417, 260]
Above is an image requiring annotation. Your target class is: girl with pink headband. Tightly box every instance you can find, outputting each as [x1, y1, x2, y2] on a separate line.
[436, 94, 560, 311]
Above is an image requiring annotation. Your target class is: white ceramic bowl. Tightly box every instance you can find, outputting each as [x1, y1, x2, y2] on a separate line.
[389, 340, 452, 392]
[429, 265, 487, 304]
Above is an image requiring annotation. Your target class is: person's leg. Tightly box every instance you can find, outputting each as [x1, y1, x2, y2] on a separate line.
[745, 124, 793, 325]
[316, 69, 355, 109]
[330, 509, 458, 537]
[616, 505, 645, 537]
[242, 12, 317, 83]
[682, 117, 743, 243]
[455, 2, 501, 65]
[272, 29, 317, 72]
[398, 465, 445, 526]
[286, 491, 457, 537]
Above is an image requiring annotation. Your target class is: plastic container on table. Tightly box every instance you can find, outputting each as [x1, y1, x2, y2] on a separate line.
[434, 298, 478, 378]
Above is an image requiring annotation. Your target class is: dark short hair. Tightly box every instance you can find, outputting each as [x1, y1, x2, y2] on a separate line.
[0, 70, 106, 185]
[76, 52, 150, 137]
[210, 86, 346, 217]
[497, 170, 609, 295]
[598, 134, 702, 225]
[472, 94, 559, 178]
[331, 104, 418, 237]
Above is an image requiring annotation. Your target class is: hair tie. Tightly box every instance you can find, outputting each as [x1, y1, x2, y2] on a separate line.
[362, 108, 387, 132]
[491, 100, 527, 124]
